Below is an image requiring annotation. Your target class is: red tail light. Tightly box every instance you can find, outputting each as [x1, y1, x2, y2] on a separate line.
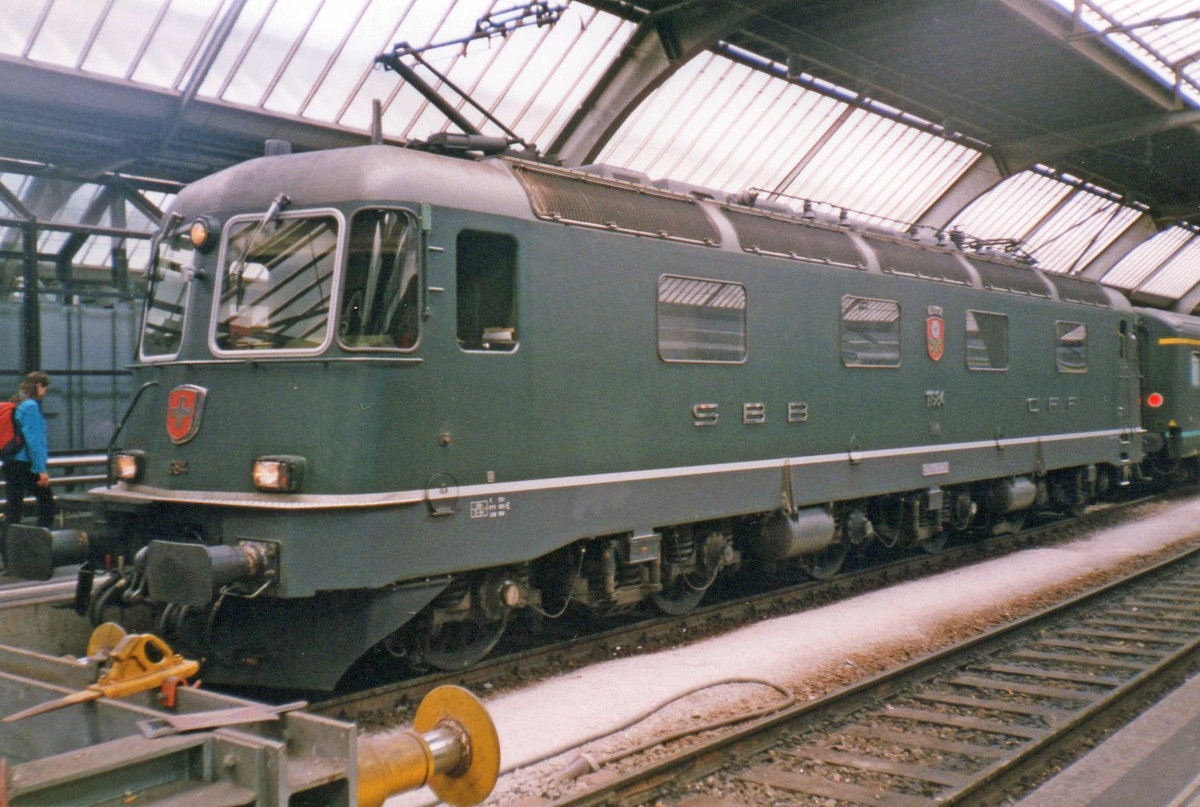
[1147, 392, 1165, 408]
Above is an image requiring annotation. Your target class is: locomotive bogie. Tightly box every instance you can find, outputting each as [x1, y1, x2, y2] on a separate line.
[12, 144, 1186, 690]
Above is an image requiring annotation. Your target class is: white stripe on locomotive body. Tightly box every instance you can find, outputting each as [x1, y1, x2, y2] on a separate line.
[97, 426, 1134, 510]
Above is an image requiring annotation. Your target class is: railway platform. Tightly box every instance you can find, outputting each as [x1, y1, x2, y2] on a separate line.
[1018, 670, 1200, 807]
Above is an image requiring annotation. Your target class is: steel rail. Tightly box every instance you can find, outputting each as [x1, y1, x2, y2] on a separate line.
[544, 537, 1200, 806]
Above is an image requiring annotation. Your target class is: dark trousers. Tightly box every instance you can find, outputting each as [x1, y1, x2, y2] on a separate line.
[3, 459, 56, 530]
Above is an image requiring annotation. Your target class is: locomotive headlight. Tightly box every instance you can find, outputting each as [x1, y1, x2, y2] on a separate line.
[112, 450, 145, 482]
[188, 217, 218, 252]
[253, 455, 306, 492]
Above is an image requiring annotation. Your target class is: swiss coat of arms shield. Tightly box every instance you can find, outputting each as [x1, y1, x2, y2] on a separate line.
[926, 312, 945, 362]
[166, 385, 207, 445]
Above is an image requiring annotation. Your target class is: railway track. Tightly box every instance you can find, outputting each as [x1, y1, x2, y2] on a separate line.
[544, 539, 1200, 807]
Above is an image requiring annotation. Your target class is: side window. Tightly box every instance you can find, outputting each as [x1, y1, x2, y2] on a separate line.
[841, 296, 900, 368]
[1055, 321, 1087, 373]
[1191, 352, 1200, 387]
[457, 230, 517, 351]
[141, 229, 193, 359]
[965, 310, 1008, 370]
[339, 209, 421, 350]
[657, 275, 747, 363]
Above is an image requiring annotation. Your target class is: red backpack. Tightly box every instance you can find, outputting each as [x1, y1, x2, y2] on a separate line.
[0, 401, 23, 460]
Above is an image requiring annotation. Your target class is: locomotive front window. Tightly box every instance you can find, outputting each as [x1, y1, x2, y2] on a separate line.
[141, 230, 193, 358]
[658, 275, 747, 363]
[1055, 321, 1087, 373]
[965, 310, 1009, 371]
[215, 214, 338, 352]
[840, 296, 900, 368]
[340, 209, 421, 350]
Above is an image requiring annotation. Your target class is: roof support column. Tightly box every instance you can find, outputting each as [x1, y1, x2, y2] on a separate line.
[21, 219, 39, 374]
[0, 178, 40, 373]
[110, 191, 128, 297]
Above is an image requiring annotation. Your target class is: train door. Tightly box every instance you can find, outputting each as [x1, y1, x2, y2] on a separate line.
[1120, 319, 1141, 454]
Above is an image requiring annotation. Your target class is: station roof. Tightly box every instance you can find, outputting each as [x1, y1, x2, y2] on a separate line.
[0, 0, 1198, 309]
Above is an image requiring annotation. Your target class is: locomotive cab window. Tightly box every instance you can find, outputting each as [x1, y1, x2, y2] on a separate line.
[1191, 352, 1200, 387]
[965, 310, 1009, 371]
[339, 209, 421, 350]
[657, 275, 747, 363]
[841, 296, 900, 368]
[457, 230, 517, 351]
[215, 213, 338, 352]
[1055, 321, 1087, 373]
[141, 225, 194, 359]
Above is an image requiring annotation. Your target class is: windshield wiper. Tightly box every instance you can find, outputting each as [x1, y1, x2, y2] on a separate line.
[148, 212, 184, 292]
[229, 193, 290, 306]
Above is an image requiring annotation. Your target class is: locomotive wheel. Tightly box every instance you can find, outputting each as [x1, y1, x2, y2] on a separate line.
[652, 578, 707, 615]
[417, 614, 508, 671]
[873, 498, 907, 549]
[802, 540, 848, 580]
[919, 531, 948, 554]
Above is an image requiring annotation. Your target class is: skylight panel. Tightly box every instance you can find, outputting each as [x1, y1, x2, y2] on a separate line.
[1044, 0, 1200, 106]
[598, 51, 976, 229]
[951, 171, 1071, 244]
[1102, 225, 1195, 288]
[1135, 234, 1200, 297]
[24, 1, 105, 67]
[1025, 193, 1144, 273]
[0, 1, 45, 56]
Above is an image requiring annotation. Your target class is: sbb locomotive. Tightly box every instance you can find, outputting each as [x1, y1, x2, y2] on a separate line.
[6, 141, 1192, 690]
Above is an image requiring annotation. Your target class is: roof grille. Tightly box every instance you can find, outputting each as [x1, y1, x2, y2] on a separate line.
[512, 165, 720, 245]
[867, 238, 972, 285]
[1046, 273, 1113, 308]
[966, 256, 1051, 297]
[723, 208, 863, 267]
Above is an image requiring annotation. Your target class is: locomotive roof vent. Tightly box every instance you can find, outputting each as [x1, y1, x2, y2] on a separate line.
[726, 189, 795, 217]
[424, 132, 511, 158]
[651, 177, 721, 202]
[576, 163, 653, 186]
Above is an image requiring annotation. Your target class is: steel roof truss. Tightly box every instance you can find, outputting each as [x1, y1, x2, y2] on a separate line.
[0, 178, 34, 221]
[55, 186, 116, 266]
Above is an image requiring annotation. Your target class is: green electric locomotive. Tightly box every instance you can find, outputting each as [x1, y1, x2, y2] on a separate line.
[8, 143, 1144, 689]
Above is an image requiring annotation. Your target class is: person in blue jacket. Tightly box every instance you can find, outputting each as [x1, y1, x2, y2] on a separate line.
[3, 371, 56, 540]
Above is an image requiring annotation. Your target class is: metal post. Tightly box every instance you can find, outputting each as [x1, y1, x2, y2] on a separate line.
[22, 219, 40, 374]
[111, 191, 129, 296]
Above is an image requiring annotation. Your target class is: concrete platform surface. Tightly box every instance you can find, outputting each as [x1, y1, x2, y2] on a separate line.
[1019, 672, 1200, 807]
